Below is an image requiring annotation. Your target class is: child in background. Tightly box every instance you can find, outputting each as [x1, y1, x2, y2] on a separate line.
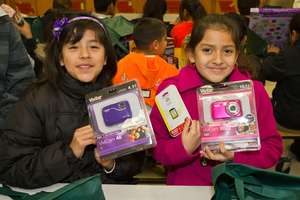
[93, 0, 116, 19]
[0, 13, 144, 189]
[171, 0, 206, 47]
[224, 12, 263, 82]
[142, 0, 167, 22]
[150, 14, 283, 185]
[262, 13, 300, 160]
[113, 17, 178, 109]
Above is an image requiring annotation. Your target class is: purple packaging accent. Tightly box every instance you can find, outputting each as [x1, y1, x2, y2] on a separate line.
[257, 8, 300, 17]
[102, 101, 132, 126]
[97, 125, 150, 156]
[249, 8, 300, 48]
[211, 100, 242, 120]
[86, 80, 157, 159]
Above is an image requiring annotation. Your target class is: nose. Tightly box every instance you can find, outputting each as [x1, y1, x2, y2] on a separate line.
[212, 51, 223, 65]
[79, 46, 90, 58]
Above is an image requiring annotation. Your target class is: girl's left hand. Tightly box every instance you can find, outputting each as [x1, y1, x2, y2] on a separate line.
[201, 142, 234, 162]
[94, 149, 115, 171]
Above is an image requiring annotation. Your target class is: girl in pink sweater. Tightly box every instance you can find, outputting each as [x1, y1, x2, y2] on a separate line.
[150, 14, 283, 185]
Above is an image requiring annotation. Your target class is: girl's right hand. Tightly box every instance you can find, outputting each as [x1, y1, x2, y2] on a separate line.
[181, 118, 201, 155]
[69, 125, 96, 159]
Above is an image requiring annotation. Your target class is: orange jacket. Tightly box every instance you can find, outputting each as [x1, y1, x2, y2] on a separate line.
[113, 53, 179, 107]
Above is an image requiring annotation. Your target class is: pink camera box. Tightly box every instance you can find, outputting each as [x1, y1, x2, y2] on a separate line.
[197, 80, 260, 152]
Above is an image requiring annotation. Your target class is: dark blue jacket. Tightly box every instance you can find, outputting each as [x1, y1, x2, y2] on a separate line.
[0, 14, 35, 128]
[262, 40, 300, 129]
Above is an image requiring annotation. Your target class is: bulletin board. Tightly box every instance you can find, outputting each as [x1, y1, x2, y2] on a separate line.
[249, 8, 300, 48]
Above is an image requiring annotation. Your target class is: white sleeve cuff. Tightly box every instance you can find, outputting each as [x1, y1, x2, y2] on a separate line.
[103, 160, 116, 174]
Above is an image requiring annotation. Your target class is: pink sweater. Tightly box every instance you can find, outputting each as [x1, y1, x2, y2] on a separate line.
[150, 64, 283, 185]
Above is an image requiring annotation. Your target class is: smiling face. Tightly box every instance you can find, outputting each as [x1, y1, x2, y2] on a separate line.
[60, 29, 106, 83]
[188, 28, 238, 83]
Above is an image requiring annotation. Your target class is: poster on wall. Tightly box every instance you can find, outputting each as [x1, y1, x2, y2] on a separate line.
[249, 8, 300, 48]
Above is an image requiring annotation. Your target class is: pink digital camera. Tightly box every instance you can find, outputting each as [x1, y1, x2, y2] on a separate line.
[211, 100, 242, 120]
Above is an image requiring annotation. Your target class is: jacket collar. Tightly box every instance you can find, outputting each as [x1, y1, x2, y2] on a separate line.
[58, 72, 110, 101]
[177, 64, 249, 93]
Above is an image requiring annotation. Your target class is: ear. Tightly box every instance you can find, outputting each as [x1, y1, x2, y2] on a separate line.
[59, 58, 64, 66]
[104, 57, 107, 65]
[151, 39, 160, 51]
[291, 30, 298, 45]
[241, 35, 247, 46]
[186, 48, 196, 63]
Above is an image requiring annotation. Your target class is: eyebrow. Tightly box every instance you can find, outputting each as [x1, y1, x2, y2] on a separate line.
[199, 43, 235, 48]
[87, 39, 101, 43]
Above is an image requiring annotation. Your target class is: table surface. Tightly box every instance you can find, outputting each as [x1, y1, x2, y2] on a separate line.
[0, 183, 214, 200]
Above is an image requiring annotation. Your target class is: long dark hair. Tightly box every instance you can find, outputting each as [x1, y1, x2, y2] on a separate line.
[40, 13, 117, 90]
[179, 0, 207, 22]
[187, 14, 241, 52]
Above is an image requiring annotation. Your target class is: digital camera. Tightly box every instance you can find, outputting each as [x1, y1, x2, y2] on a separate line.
[102, 101, 132, 126]
[211, 100, 242, 120]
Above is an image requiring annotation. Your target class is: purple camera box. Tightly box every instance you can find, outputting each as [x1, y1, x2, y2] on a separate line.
[86, 80, 156, 159]
[197, 80, 260, 152]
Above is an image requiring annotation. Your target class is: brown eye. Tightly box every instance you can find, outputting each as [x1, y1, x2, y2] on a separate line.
[202, 48, 212, 54]
[224, 48, 234, 55]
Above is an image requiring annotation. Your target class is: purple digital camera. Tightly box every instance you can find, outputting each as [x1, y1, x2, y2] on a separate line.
[211, 100, 242, 120]
[102, 101, 132, 126]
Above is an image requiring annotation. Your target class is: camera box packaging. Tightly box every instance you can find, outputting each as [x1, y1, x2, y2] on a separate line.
[86, 80, 156, 159]
[197, 80, 260, 152]
[155, 85, 190, 137]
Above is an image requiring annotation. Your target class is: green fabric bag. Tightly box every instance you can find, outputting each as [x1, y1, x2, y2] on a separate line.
[212, 162, 300, 200]
[102, 16, 134, 58]
[0, 174, 105, 200]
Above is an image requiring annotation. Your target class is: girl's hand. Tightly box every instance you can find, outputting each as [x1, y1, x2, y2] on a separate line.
[94, 149, 115, 171]
[69, 125, 96, 159]
[201, 142, 234, 162]
[181, 118, 201, 155]
[267, 44, 280, 54]
[0, 4, 16, 18]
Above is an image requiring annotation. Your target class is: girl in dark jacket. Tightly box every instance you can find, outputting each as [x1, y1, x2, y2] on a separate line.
[0, 13, 144, 189]
[262, 13, 300, 159]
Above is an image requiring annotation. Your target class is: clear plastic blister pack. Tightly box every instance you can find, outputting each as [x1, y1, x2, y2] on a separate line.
[197, 80, 260, 152]
[86, 80, 156, 159]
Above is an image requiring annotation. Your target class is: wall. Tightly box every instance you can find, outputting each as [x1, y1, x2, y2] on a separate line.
[12, 0, 296, 16]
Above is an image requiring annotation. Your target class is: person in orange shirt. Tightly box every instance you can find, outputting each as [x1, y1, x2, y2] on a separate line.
[171, 0, 206, 47]
[113, 18, 178, 109]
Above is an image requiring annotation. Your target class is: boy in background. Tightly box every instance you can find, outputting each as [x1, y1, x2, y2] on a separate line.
[93, 0, 116, 19]
[113, 18, 178, 109]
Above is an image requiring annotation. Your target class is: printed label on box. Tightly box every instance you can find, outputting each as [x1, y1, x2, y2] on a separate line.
[155, 85, 190, 137]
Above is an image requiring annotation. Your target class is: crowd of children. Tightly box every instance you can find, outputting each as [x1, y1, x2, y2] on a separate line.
[0, 0, 299, 189]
